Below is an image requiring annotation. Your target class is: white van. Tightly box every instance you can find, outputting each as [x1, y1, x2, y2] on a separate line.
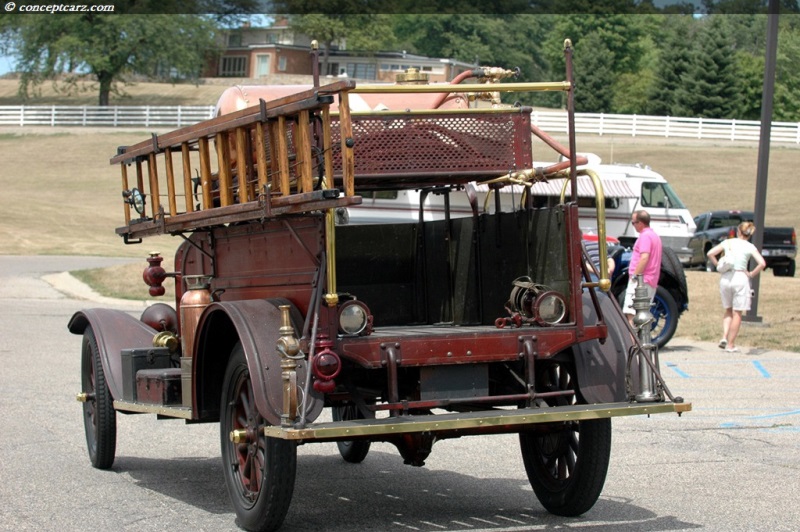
[343, 155, 695, 263]
[527, 156, 696, 263]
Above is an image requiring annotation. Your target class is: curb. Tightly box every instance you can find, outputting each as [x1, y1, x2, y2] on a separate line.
[42, 271, 158, 309]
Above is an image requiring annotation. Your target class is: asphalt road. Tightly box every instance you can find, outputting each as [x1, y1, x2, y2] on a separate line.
[1, 255, 798, 532]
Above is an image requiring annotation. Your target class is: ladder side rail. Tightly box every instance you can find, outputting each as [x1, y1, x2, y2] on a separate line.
[215, 131, 234, 207]
[164, 147, 178, 216]
[181, 142, 195, 213]
[295, 109, 314, 193]
[111, 90, 340, 165]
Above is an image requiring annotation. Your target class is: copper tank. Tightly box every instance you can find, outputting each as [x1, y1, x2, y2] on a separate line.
[179, 275, 212, 407]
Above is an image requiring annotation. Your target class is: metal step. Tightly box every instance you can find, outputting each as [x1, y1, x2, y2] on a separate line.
[264, 401, 691, 441]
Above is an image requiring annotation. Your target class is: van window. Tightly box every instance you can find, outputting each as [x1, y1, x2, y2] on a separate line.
[577, 197, 620, 209]
[641, 183, 686, 209]
[530, 195, 619, 209]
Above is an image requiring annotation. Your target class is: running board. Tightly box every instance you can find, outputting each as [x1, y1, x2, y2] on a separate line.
[264, 401, 691, 441]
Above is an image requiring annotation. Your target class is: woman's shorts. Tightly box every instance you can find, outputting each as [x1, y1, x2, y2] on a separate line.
[719, 270, 751, 311]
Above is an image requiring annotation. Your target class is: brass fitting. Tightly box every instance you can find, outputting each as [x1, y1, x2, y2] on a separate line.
[153, 331, 179, 353]
[277, 305, 299, 427]
[396, 67, 429, 84]
[75, 392, 93, 403]
[229, 429, 248, 444]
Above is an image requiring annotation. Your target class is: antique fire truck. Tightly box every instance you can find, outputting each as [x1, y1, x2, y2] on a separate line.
[70, 41, 689, 531]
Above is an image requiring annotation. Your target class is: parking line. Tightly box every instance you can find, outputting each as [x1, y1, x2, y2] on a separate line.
[665, 362, 690, 378]
[752, 360, 771, 378]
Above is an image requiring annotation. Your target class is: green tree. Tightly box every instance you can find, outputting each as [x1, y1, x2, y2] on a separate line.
[288, 14, 398, 74]
[390, 14, 547, 104]
[735, 50, 766, 119]
[612, 36, 658, 115]
[673, 16, 740, 118]
[573, 32, 615, 113]
[773, 18, 800, 121]
[2, 14, 220, 105]
[646, 16, 696, 116]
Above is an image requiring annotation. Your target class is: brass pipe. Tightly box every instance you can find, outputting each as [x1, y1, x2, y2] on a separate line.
[277, 305, 300, 427]
[559, 169, 610, 292]
[324, 209, 338, 307]
[352, 81, 570, 94]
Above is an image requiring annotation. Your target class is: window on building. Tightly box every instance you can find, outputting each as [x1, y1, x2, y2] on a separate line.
[256, 55, 270, 77]
[228, 33, 241, 47]
[347, 63, 376, 79]
[278, 56, 287, 72]
[220, 56, 247, 77]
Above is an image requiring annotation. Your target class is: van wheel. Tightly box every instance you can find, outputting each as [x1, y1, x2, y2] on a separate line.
[81, 326, 117, 470]
[332, 405, 372, 463]
[220, 343, 296, 532]
[615, 285, 679, 349]
[520, 360, 611, 516]
[650, 286, 679, 348]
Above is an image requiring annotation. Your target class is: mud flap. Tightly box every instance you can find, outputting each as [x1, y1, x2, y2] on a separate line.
[194, 299, 323, 427]
[572, 291, 632, 404]
[68, 309, 160, 400]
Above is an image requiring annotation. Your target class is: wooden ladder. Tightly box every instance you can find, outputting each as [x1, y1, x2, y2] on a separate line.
[111, 80, 358, 239]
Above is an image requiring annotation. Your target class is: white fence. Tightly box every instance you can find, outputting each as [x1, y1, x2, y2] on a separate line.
[531, 110, 800, 144]
[0, 105, 215, 127]
[0, 104, 798, 144]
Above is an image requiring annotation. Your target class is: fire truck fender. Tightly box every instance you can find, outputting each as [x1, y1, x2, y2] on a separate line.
[193, 299, 323, 426]
[571, 291, 632, 404]
[68, 308, 160, 401]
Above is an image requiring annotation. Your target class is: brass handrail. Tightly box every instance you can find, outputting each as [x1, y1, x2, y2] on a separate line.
[560, 169, 610, 291]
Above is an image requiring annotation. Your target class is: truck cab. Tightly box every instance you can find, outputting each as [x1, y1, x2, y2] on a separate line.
[69, 42, 689, 532]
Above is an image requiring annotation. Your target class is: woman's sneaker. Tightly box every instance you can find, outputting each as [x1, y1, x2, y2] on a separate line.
[718, 339, 728, 349]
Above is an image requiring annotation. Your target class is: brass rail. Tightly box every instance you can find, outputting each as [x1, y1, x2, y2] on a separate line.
[264, 401, 691, 441]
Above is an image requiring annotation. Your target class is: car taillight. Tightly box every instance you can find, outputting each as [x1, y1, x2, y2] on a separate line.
[312, 334, 341, 393]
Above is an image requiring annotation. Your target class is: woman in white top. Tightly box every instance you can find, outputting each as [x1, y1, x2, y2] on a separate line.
[707, 221, 766, 352]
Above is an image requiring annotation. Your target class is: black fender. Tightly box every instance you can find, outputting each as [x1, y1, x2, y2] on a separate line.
[192, 299, 323, 426]
[572, 291, 633, 404]
[68, 309, 159, 400]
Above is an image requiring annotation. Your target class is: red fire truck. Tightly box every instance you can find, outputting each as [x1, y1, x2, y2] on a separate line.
[70, 41, 689, 531]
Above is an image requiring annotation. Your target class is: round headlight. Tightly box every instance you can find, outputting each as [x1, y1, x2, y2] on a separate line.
[123, 187, 146, 215]
[338, 301, 370, 336]
[534, 291, 567, 325]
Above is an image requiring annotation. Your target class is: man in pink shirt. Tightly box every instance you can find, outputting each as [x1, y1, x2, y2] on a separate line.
[622, 210, 662, 325]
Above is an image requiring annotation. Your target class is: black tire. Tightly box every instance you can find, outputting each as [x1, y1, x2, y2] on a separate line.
[220, 343, 297, 532]
[773, 260, 795, 277]
[661, 247, 687, 288]
[81, 326, 117, 470]
[519, 360, 611, 517]
[650, 285, 680, 348]
[332, 405, 372, 463]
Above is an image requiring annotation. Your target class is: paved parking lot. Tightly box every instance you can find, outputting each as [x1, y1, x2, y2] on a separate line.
[1, 255, 798, 531]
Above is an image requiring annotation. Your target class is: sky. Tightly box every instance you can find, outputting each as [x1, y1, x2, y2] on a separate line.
[0, 56, 13, 76]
